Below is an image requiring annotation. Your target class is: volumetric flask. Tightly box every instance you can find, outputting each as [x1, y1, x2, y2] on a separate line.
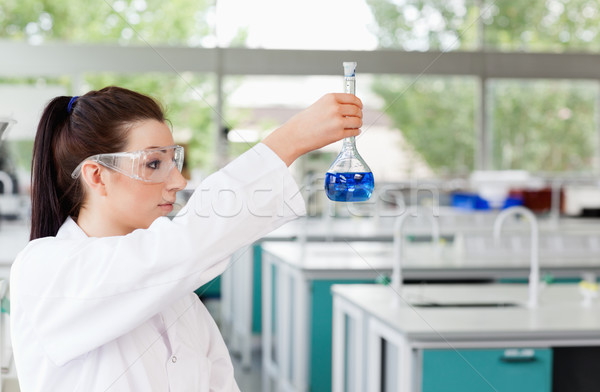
[324, 62, 374, 202]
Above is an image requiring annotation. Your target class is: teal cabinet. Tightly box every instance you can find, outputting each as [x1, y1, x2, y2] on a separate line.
[311, 279, 373, 392]
[422, 348, 553, 392]
[195, 275, 221, 298]
[252, 243, 263, 333]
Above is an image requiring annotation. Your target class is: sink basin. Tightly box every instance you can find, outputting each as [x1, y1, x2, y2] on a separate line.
[410, 302, 519, 308]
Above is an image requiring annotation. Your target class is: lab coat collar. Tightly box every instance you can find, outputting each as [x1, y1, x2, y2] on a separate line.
[55, 217, 89, 240]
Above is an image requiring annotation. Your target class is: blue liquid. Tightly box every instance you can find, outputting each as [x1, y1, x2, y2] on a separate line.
[325, 172, 374, 202]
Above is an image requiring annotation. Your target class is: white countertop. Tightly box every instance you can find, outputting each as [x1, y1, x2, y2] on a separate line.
[264, 211, 600, 242]
[332, 283, 600, 345]
[264, 217, 394, 241]
[262, 241, 600, 280]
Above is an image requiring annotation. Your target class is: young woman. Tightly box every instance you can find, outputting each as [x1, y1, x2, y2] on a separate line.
[10, 86, 362, 391]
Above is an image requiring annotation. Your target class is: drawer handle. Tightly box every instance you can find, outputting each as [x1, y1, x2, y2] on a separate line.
[500, 348, 537, 363]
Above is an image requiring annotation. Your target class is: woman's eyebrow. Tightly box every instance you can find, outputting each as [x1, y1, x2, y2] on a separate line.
[145, 146, 172, 152]
[140, 145, 176, 153]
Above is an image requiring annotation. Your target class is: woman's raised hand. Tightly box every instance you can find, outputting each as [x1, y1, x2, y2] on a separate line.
[262, 93, 363, 166]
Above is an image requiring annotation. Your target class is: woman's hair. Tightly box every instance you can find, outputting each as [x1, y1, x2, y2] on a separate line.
[30, 86, 165, 240]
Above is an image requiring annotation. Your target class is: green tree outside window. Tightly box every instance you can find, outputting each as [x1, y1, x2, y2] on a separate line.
[366, 0, 599, 175]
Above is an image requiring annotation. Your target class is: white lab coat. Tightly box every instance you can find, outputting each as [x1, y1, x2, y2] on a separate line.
[10, 143, 306, 392]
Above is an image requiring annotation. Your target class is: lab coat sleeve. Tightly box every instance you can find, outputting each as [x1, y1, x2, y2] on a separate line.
[10, 143, 306, 366]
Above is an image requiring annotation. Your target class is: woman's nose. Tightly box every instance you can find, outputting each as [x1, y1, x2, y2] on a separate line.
[165, 168, 187, 192]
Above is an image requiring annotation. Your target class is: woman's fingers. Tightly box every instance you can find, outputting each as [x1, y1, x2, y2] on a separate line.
[343, 128, 361, 137]
[262, 93, 365, 166]
[327, 93, 363, 129]
[331, 92, 363, 108]
[338, 103, 363, 119]
[342, 115, 362, 129]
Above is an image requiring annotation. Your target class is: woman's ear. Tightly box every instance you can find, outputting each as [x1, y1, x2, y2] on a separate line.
[80, 162, 108, 197]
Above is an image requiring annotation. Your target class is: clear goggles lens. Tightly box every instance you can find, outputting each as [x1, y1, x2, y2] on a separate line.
[71, 145, 184, 183]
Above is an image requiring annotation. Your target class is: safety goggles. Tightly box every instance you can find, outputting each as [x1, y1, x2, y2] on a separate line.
[71, 145, 184, 183]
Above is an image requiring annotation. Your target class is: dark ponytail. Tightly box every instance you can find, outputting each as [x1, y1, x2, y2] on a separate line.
[30, 86, 165, 240]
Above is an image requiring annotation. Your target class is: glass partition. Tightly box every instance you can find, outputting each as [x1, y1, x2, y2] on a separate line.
[482, 0, 600, 53]
[0, 0, 218, 46]
[216, 0, 377, 50]
[224, 74, 424, 183]
[371, 75, 477, 177]
[489, 79, 599, 174]
[366, 0, 481, 51]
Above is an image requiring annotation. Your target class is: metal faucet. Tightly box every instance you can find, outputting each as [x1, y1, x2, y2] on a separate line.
[493, 206, 539, 308]
[550, 179, 562, 227]
[391, 207, 440, 305]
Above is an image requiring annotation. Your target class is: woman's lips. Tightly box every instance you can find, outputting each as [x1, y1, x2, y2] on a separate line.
[159, 203, 174, 213]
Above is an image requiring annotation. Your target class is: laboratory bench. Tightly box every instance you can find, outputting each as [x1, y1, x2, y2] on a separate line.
[231, 212, 600, 247]
[332, 283, 600, 392]
[221, 212, 600, 384]
[258, 240, 600, 392]
[221, 216, 402, 371]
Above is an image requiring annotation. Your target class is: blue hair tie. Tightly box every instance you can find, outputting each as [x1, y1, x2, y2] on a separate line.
[67, 96, 79, 114]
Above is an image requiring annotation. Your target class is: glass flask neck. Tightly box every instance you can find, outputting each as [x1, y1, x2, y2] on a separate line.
[327, 135, 371, 173]
[342, 136, 357, 150]
[344, 76, 355, 95]
[343, 75, 357, 146]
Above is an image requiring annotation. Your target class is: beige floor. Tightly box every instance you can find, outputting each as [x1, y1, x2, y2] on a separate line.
[232, 347, 263, 392]
[3, 377, 19, 392]
[206, 297, 263, 391]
